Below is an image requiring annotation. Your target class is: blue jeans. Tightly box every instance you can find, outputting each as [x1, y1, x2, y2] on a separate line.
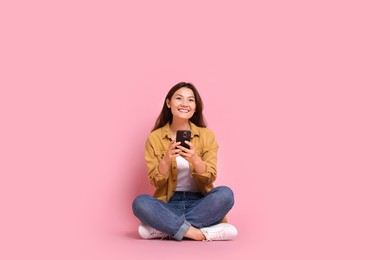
[132, 186, 234, 240]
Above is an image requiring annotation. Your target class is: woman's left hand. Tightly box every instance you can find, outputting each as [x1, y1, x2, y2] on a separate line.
[178, 141, 206, 173]
[177, 141, 199, 164]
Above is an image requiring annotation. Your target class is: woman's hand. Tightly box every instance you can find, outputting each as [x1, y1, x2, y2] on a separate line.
[177, 141, 206, 173]
[177, 141, 197, 163]
[158, 141, 180, 175]
[162, 141, 181, 163]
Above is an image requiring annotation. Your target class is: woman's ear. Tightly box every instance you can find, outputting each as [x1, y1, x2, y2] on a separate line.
[166, 98, 170, 108]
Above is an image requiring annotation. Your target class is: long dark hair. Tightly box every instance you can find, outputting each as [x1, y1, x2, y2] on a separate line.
[152, 82, 207, 132]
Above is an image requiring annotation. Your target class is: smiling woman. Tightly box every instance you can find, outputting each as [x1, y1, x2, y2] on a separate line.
[151, 82, 207, 132]
[167, 88, 196, 120]
[131, 82, 238, 241]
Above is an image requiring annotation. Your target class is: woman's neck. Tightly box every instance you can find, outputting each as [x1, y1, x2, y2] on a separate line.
[170, 119, 191, 134]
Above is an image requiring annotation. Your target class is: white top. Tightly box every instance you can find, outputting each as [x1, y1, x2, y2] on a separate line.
[175, 156, 199, 192]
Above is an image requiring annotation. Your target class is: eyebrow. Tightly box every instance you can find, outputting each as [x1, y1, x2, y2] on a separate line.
[174, 94, 195, 98]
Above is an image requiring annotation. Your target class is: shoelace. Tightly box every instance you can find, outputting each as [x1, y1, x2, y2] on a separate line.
[149, 230, 168, 239]
[203, 228, 225, 241]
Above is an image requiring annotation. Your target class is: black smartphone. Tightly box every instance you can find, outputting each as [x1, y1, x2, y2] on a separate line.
[176, 130, 191, 149]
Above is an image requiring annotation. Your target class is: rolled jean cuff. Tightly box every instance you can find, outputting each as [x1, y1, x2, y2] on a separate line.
[172, 220, 191, 241]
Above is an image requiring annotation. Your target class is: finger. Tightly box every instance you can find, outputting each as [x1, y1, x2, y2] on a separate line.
[180, 151, 189, 157]
[169, 142, 179, 152]
[168, 148, 180, 156]
[185, 140, 194, 150]
[180, 151, 193, 160]
[179, 148, 193, 157]
[177, 145, 189, 153]
[177, 150, 187, 158]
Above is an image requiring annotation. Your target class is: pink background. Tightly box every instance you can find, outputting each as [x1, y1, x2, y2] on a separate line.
[1, 1, 389, 259]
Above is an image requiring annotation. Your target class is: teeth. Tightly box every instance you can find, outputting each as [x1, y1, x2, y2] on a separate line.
[179, 109, 189, 113]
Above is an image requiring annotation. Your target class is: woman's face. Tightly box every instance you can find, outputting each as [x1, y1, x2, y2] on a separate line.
[166, 87, 196, 121]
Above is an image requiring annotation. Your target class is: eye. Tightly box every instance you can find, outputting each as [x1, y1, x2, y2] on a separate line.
[176, 97, 182, 100]
[189, 98, 195, 102]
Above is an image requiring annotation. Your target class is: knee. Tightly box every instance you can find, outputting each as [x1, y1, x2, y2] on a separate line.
[132, 194, 153, 215]
[214, 186, 234, 208]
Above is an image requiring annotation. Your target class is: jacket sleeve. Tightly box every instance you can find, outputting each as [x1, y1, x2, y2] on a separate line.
[144, 136, 168, 188]
[191, 131, 219, 184]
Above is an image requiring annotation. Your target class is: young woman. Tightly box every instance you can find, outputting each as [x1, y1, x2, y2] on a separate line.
[132, 82, 238, 241]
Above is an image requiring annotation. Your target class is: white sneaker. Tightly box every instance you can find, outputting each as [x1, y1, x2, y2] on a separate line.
[200, 223, 238, 241]
[138, 224, 169, 239]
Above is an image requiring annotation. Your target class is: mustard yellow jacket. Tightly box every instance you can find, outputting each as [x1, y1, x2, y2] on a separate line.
[144, 122, 219, 202]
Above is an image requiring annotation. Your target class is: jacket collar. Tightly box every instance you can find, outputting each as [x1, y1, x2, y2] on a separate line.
[161, 121, 201, 140]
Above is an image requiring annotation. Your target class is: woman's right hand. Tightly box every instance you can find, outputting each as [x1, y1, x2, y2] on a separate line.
[162, 141, 181, 163]
[159, 141, 180, 175]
